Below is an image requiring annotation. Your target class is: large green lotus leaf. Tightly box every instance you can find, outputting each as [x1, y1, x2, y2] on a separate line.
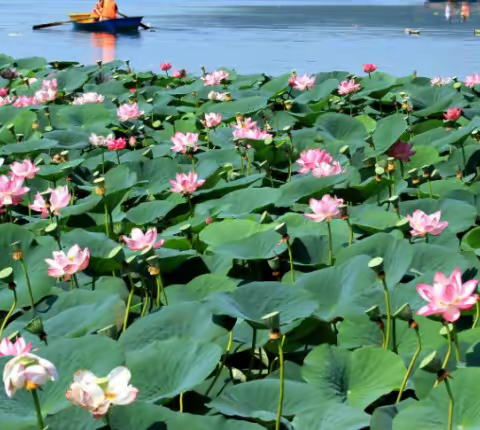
[298, 255, 383, 321]
[406, 145, 445, 170]
[336, 233, 414, 288]
[109, 402, 264, 430]
[196, 173, 264, 201]
[59, 194, 103, 218]
[43, 129, 89, 149]
[315, 113, 367, 150]
[408, 243, 471, 275]
[461, 227, 480, 257]
[410, 85, 464, 117]
[410, 126, 450, 152]
[200, 219, 274, 246]
[119, 302, 227, 352]
[355, 72, 397, 98]
[52, 104, 113, 129]
[393, 368, 480, 430]
[337, 315, 383, 349]
[44, 406, 100, 430]
[0, 110, 38, 143]
[295, 79, 338, 104]
[207, 281, 317, 327]
[349, 204, 400, 233]
[1, 139, 58, 156]
[198, 96, 269, 120]
[126, 338, 222, 402]
[428, 116, 480, 150]
[166, 274, 238, 303]
[260, 73, 290, 95]
[355, 114, 377, 133]
[126, 158, 178, 195]
[419, 178, 469, 198]
[54, 68, 90, 92]
[370, 400, 415, 430]
[303, 345, 405, 409]
[367, 113, 408, 156]
[125, 200, 175, 224]
[15, 56, 48, 70]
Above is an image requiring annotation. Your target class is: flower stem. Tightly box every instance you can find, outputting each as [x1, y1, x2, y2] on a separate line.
[187, 195, 193, 217]
[427, 179, 433, 198]
[20, 258, 35, 312]
[444, 378, 454, 430]
[179, 392, 184, 413]
[452, 325, 461, 363]
[435, 323, 453, 389]
[73, 274, 80, 289]
[248, 327, 257, 379]
[396, 324, 421, 403]
[31, 389, 45, 430]
[326, 221, 333, 266]
[103, 198, 110, 238]
[0, 287, 17, 338]
[101, 150, 105, 175]
[380, 277, 391, 350]
[116, 150, 121, 165]
[346, 218, 354, 245]
[155, 273, 167, 307]
[191, 156, 196, 173]
[141, 289, 149, 317]
[287, 240, 295, 284]
[275, 335, 285, 430]
[473, 302, 480, 329]
[204, 330, 234, 397]
[123, 275, 136, 333]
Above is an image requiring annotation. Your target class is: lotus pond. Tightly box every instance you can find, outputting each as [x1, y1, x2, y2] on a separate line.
[2, 55, 480, 430]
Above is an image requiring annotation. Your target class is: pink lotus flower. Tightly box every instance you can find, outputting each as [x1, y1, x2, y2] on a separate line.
[9, 159, 39, 180]
[338, 79, 361, 95]
[117, 103, 144, 122]
[201, 70, 229, 86]
[0, 337, 32, 358]
[0, 96, 14, 106]
[50, 185, 71, 214]
[34, 88, 57, 104]
[160, 62, 172, 71]
[73, 92, 105, 105]
[204, 113, 222, 128]
[3, 352, 58, 397]
[0, 175, 29, 206]
[407, 210, 448, 237]
[169, 172, 205, 194]
[129, 136, 137, 147]
[288, 73, 297, 87]
[297, 149, 334, 174]
[363, 64, 377, 73]
[45, 244, 90, 280]
[387, 141, 416, 162]
[106, 137, 127, 151]
[416, 268, 479, 322]
[431, 76, 452, 87]
[292, 74, 315, 91]
[232, 117, 258, 131]
[41, 79, 57, 91]
[66, 367, 138, 419]
[444, 108, 462, 122]
[465, 74, 480, 88]
[208, 91, 230, 101]
[312, 161, 344, 178]
[89, 133, 114, 147]
[29, 193, 49, 218]
[13, 96, 36, 108]
[233, 128, 272, 141]
[121, 227, 165, 252]
[0, 88, 8, 97]
[172, 69, 187, 79]
[170, 132, 199, 154]
[304, 195, 344, 223]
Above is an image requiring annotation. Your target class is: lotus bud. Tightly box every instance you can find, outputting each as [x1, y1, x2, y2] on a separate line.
[419, 351, 442, 374]
[393, 303, 413, 321]
[0, 267, 14, 285]
[368, 257, 385, 279]
[365, 305, 381, 321]
[262, 311, 281, 340]
[11, 242, 23, 261]
[205, 216, 214, 225]
[146, 255, 160, 276]
[94, 177, 106, 195]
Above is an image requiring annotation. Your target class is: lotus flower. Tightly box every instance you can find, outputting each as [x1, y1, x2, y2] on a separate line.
[121, 227, 165, 252]
[338, 79, 361, 95]
[288, 72, 297, 87]
[41, 79, 57, 91]
[172, 69, 187, 79]
[444, 108, 462, 122]
[0, 175, 29, 206]
[160, 62, 172, 71]
[3, 352, 57, 397]
[407, 210, 448, 237]
[387, 141, 415, 162]
[89, 133, 114, 147]
[9, 159, 40, 180]
[292, 74, 315, 91]
[296, 149, 334, 174]
[50, 185, 71, 214]
[13, 96, 36, 108]
[201, 70, 229, 86]
[0, 337, 32, 358]
[232, 117, 258, 131]
[29, 193, 49, 218]
[312, 161, 344, 178]
[117, 103, 144, 122]
[363, 64, 377, 73]
[431, 76, 452, 86]
[233, 128, 272, 141]
[170, 132, 199, 154]
[465, 74, 480, 88]
[34, 87, 57, 104]
[304, 195, 344, 223]
[416, 268, 478, 322]
[204, 113, 222, 128]
[208, 91, 231, 101]
[0, 88, 8, 97]
[106, 137, 127, 151]
[169, 172, 205, 194]
[66, 367, 138, 419]
[0, 96, 14, 106]
[73, 92, 105, 105]
[129, 136, 137, 147]
[45, 244, 90, 280]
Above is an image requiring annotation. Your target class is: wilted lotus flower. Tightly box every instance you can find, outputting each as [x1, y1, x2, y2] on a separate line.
[121, 227, 165, 251]
[29, 193, 49, 218]
[304, 195, 344, 223]
[201, 70, 229, 86]
[363, 64, 377, 73]
[106, 137, 127, 151]
[0, 175, 29, 206]
[45, 244, 90, 280]
[204, 113, 222, 128]
[292, 74, 315, 91]
[443, 108, 462, 122]
[50, 185, 71, 214]
[416, 268, 478, 322]
[170, 172, 205, 194]
[297, 149, 334, 174]
[407, 210, 448, 237]
[338, 79, 361, 95]
[0, 337, 32, 357]
[387, 141, 415, 162]
[9, 159, 40, 180]
[117, 103, 144, 122]
[73, 92, 105, 105]
[465, 73, 480, 88]
[160, 62, 172, 71]
[66, 367, 138, 419]
[172, 69, 187, 79]
[3, 352, 57, 398]
[0, 88, 8, 97]
[170, 132, 199, 154]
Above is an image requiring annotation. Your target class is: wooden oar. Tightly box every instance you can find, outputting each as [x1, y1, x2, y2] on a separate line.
[33, 20, 77, 30]
[118, 11, 152, 30]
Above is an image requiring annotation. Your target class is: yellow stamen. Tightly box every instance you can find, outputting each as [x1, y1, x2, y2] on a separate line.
[25, 381, 39, 391]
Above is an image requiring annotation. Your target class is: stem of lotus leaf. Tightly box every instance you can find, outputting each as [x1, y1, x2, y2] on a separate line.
[346, 218, 354, 245]
[425, 234, 429, 244]
[31, 389, 45, 430]
[452, 325, 461, 363]
[473, 302, 480, 329]
[444, 377, 454, 430]
[427, 179, 433, 199]
[123, 274, 136, 333]
[380, 277, 391, 350]
[73, 274, 80, 289]
[435, 322, 453, 388]
[54, 215, 62, 250]
[326, 221, 333, 266]
[191, 155, 196, 173]
[248, 327, 257, 379]
[20, 258, 35, 313]
[204, 330, 233, 397]
[460, 143, 466, 172]
[287, 240, 295, 284]
[399, 161, 405, 178]
[179, 392, 184, 413]
[141, 289, 149, 317]
[155, 273, 167, 307]
[101, 150, 105, 175]
[0, 287, 17, 338]
[246, 153, 251, 177]
[275, 335, 286, 430]
[103, 199, 110, 238]
[116, 150, 121, 165]
[396, 324, 421, 403]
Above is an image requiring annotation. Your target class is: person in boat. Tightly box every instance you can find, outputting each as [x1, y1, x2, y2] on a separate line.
[92, 0, 118, 21]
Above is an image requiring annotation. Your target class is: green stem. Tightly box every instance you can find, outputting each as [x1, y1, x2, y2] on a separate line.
[141, 290, 149, 317]
[275, 335, 285, 430]
[116, 150, 121, 165]
[427, 179, 433, 198]
[381, 277, 391, 350]
[460, 143, 466, 172]
[248, 327, 257, 379]
[452, 325, 461, 363]
[103, 198, 110, 238]
[101, 150, 105, 175]
[191, 156, 196, 173]
[287, 241, 295, 284]
[72, 273, 80, 289]
[473, 302, 480, 329]
[346, 219, 354, 245]
[179, 392, 184, 413]
[0, 287, 17, 338]
[444, 378, 454, 430]
[20, 258, 35, 312]
[31, 389, 45, 430]
[396, 326, 422, 403]
[326, 221, 333, 266]
[155, 273, 167, 307]
[187, 195, 193, 217]
[123, 276, 135, 333]
[204, 330, 234, 397]
[434, 323, 453, 388]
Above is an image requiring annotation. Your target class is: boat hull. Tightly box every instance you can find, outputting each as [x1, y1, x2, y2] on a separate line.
[73, 17, 143, 33]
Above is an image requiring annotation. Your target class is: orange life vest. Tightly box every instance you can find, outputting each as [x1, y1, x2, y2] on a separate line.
[102, 0, 117, 20]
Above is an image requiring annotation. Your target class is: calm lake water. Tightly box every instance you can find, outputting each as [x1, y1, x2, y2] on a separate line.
[2, 0, 480, 77]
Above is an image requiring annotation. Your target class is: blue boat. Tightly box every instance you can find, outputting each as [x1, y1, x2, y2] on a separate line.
[73, 16, 143, 33]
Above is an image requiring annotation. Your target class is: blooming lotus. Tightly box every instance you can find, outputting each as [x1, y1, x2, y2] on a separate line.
[208, 91, 230, 101]
[41, 79, 57, 91]
[170, 172, 205, 194]
[416, 268, 478, 322]
[431, 76, 452, 86]
[9, 159, 40, 180]
[170, 132, 199, 154]
[3, 352, 57, 397]
[0, 175, 29, 206]
[0, 96, 14, 106]
[387, 141, 415, 162]
[106, 137, 127, 151]
[66, 367, 138, 419]
[45, 244, 90, 280]
[338, 79, 361, 95]
[172, 69, 187, 79]
[201, 70, 229, 86]
[121, 227, 165, 252]
[233, 128, 272, 141]
[204, 113, 222, 128]
[29, 193, 49, 218]
[304, 195, 344, 223]
[232, 117, 257, 131]
[89, 133, 114, 147]
[311, 161, 344, 178]
[34, 87, 57, 104]
[0, 88, 7, 97]
[50, 185, 71, 214]
[363, 64, 377, 73]
[13, 96, 37, 108]
[292, 74, 315, 91]
[407, 210, 448, 237]
[0, 337, 32, 358]
[465, 73, 480, 88]
[73, 92, 105, 105]
[160, 62, 172, 71]
[444, 108, 462, 122]
[117, 103, 144, 122]
[296, 149, 334, 174]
